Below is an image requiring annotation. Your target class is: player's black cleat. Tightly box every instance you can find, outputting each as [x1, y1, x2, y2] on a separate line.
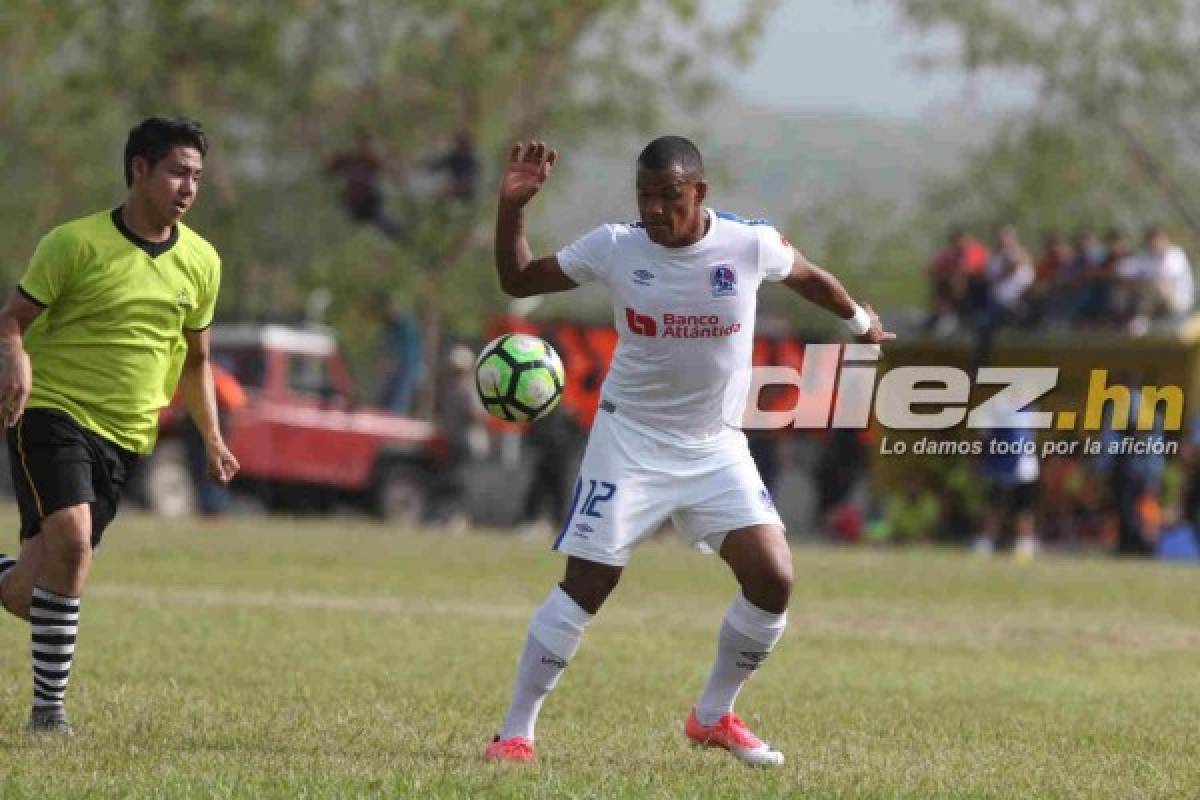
[28, 707, 72, 736]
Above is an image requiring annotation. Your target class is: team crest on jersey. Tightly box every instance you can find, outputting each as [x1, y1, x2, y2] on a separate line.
[632, 269, 655, 286]
[175, 289, 194, 310]
[710, 265, 737, 297]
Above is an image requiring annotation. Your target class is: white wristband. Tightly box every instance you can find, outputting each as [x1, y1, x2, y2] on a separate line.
[845, 304, 871, 336]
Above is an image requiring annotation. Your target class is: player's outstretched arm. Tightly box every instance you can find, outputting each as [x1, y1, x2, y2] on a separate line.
[0, 291, 42, 428]
[495, 140, 578, 298]
[782, 250, 895, 345]
[180, 328, 240, 484]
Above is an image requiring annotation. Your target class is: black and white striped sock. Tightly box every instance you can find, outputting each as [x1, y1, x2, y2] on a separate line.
[30, 587, 79, 711]
[0, 554, 16, 584]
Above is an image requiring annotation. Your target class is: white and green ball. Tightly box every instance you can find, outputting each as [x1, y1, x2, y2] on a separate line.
[474, 333, 566, 422]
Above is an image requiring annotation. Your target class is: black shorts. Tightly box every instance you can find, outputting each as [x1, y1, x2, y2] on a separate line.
[989, 481, 1038, 515]
[7, 408, 140, 547]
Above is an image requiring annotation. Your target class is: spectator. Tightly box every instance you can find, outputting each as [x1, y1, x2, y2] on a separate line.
[1155, 456, 1199, 563]
[1079, 228, 1129, 324]
[324, 127, 405, 241]
[934, 456, 986, 543]
[877, 472, 941, 545]
[373, 293, 424, 415]
[1178, 418, 1200, 530]
[925, 227, 990, 335]
[1095, 379, 1168, 556]
[987, 225, 1036, 318]
[1122, 226, 1194, 332]
[972, 224, 1035, 369]
[433, 345, 489, 529]
[972, 379, 1040, 559]
[517, 404, 584, 534]
[1031, 232, 1075, 323]
[427, 130, 481, 205]
[813, 428, 867, 537]
[1072, 227, 1106, 273]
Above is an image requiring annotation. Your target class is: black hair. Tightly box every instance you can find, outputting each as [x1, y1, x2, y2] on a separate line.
[637, 135, 704, 180]
[124, 117, 208, 187]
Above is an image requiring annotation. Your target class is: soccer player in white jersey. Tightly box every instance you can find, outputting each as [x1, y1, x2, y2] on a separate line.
[484, 137, 894, 766]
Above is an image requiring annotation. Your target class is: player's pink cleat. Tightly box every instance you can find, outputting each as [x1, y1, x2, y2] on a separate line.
[484, 735, 536, 763]
[685, 708, 784, 767]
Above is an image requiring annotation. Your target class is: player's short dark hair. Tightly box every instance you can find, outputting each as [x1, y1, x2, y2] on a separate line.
[637, 136, 704, 180]
[124, 117, 208, 187]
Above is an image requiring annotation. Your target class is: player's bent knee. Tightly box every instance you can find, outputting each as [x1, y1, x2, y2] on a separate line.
[48, 537, 90, 574]
[754, 568, 792, 610]
[41, 506, 93, 571]
[742, 557, 793, 613]
[561, 558, 622, 614]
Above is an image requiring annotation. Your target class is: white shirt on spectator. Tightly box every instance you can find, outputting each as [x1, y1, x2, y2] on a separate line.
[1124, 245, 1195, 316]
[986, 253, 1034, 310]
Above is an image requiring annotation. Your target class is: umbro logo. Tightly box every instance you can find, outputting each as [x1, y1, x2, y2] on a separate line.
[175, 289, 194, 309]
[632, 269, 655, 286]
[736, 650, 770, 670]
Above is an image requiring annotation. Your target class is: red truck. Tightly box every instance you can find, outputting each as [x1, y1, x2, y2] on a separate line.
[139, 323, 449, 522]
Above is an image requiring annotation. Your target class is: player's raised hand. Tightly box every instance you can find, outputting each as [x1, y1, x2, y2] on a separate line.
[854, 304, 896, 345]
[499, 141, 558, 209]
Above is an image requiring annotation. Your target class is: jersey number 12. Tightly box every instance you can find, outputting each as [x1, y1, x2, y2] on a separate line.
[581, 480, 617, 518]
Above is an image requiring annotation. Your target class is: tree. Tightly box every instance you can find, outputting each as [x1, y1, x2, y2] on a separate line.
[892, 0, 1200, 241]
[0, 0, 776, 408]
[921, 120, 1173, 241]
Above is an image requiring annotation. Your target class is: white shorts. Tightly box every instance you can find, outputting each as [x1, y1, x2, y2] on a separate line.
[552, 407, 784, 567]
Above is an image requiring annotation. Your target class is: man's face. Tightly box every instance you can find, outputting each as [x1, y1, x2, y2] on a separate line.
[636, 165, 706, 246]
[132, 145, 204, 225]
[1149, 231, 1169, 257]
[1051, 240, 1073, 262]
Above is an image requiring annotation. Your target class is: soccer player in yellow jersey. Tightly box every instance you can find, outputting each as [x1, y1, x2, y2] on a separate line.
[0, 117, 239, 734]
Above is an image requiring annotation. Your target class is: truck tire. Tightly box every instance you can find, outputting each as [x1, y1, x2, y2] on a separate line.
[370, 461, 427, 525]
[140, 439, 197, 518]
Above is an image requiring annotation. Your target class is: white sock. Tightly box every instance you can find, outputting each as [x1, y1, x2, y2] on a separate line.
[498, 586, 593, 741]
[695, 594, 787, 726]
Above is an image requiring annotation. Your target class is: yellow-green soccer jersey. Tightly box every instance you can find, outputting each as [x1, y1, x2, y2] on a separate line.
[19, 208, 220, 454]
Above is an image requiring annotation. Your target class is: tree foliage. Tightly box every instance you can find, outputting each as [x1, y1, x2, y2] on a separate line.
[893, 0, 1200, 241]
[0, 1, 774, 308]
[0, 0, 773, 400]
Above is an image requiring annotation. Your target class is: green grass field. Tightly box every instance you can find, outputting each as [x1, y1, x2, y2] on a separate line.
[0, 507, 1196, 799]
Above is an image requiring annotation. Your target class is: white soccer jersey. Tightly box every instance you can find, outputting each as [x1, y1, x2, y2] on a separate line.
[557, 208, 794, 441]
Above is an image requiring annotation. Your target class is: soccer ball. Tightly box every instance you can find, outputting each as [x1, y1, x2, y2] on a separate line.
[475, 333, 565, 422]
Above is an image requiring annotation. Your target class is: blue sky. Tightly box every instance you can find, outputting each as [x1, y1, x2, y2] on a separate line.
[709, 0, 1034, 117]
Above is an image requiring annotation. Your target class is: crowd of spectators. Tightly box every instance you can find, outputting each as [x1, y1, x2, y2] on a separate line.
[829, 417, 1197, 562]
[924, 224, 1195, 352]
